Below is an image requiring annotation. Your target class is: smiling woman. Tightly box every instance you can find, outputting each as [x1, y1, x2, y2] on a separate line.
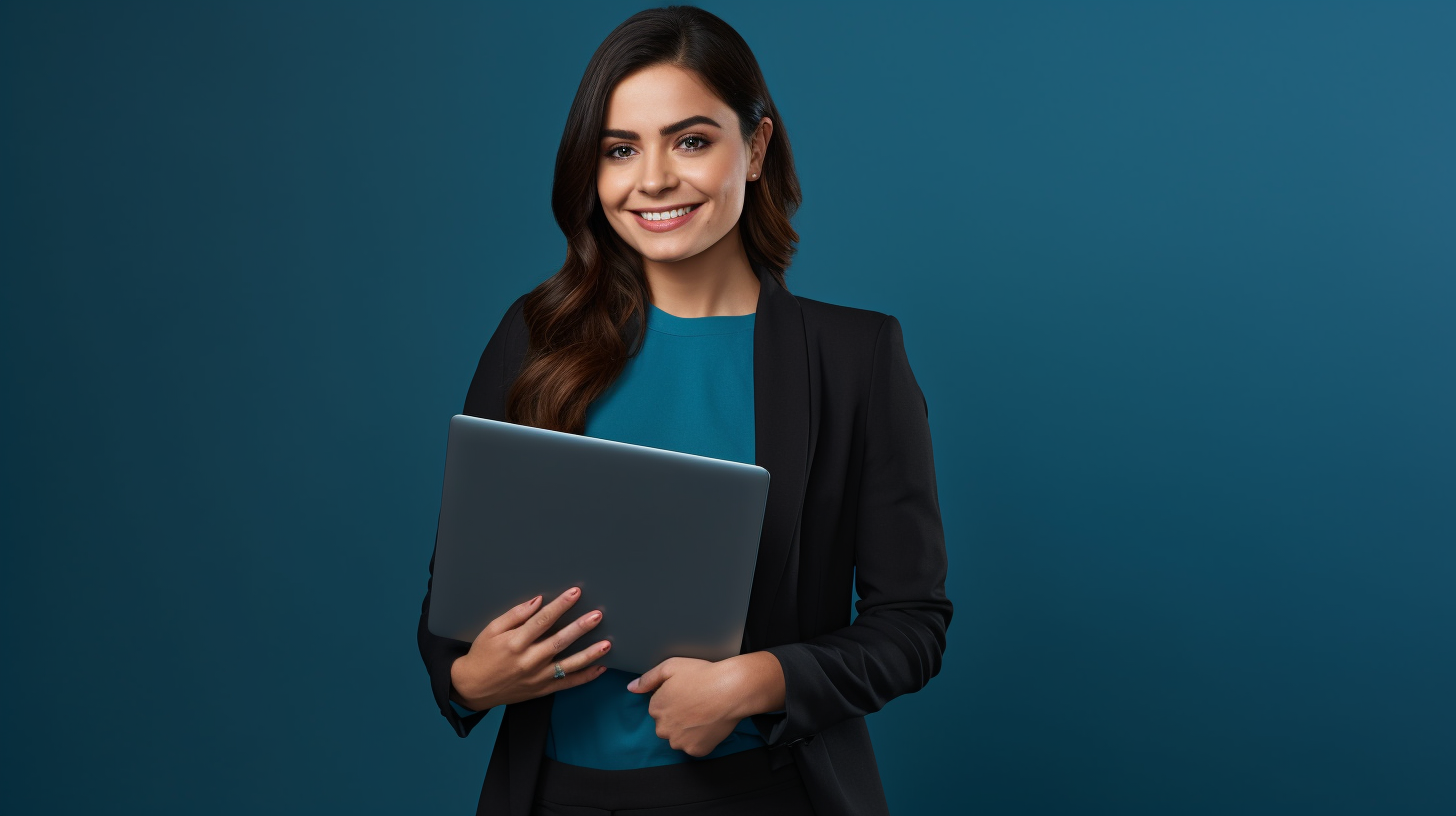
[417, 6, 950, 816]
[595, 66, 773, 307]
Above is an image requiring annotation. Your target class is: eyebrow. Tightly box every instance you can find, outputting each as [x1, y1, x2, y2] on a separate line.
[600, 115, 722, 141]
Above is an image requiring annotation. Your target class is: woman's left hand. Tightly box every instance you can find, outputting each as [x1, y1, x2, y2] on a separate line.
[627, 652, 785, 757]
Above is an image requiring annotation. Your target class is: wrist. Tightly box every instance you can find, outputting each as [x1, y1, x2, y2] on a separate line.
[450, 655, 482, 702]
[723, 651, 786, 719]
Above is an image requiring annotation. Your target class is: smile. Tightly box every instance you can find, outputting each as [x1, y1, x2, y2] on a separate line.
[631, 203, 701, 232]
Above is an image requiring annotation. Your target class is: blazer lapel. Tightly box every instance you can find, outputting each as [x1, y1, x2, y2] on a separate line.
[745, 263, 815, 649]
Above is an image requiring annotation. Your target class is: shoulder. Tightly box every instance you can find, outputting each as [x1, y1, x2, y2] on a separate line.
[462, 291, 531, 419]
[500, 291, 529, 332]
[794, 293, 889, 335]
[486, 291, 531, 360]
[791, 292, 903, 359]
[788, 291, 924, 406]
[472, 291, 530, 350]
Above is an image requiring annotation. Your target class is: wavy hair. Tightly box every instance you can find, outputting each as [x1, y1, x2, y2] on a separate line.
[505, 5, 801, 433]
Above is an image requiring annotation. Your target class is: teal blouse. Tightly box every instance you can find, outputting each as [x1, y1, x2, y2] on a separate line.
[452, 302, 766, 769]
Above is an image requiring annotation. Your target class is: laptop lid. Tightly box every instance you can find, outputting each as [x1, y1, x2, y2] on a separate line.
[427, 414, 771, 673]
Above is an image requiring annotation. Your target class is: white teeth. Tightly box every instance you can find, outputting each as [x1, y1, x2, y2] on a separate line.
[640, 204, 696, 221]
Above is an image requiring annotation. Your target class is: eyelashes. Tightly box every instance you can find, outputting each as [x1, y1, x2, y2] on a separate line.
[603, 134, 713, 162]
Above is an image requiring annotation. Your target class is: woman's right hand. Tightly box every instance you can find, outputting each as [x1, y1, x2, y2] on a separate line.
[448, 586, 611, 711]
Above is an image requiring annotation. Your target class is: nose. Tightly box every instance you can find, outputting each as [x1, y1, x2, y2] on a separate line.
[638, 146, 677, 196]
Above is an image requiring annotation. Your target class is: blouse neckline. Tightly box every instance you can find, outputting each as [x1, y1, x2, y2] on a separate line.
[646, 302, 756, 337]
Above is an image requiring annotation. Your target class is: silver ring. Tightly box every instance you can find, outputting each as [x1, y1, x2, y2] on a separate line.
[553, 663, 566, 680]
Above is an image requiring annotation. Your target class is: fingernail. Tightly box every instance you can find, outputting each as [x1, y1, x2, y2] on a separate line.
[600, 642, 611, 652]
[567, 587, 581, 598]
[626, 678, 639, 691]
[588, 611, 601, 622]
[529, 595, 542, 605]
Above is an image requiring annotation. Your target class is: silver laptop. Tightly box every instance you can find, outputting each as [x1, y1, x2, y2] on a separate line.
[427, 414, 771, 673]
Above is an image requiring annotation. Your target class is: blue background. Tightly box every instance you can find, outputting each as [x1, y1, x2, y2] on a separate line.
[2, 1, 1452, 813]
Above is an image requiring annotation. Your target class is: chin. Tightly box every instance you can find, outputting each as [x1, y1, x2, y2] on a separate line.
[629, 236, 696, 261]
[639, 247, 701, 264]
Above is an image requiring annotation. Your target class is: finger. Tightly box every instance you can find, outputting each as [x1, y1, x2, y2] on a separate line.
[626, 657, 676, 694]
[553, 638, 613, 675]
[510, 586, 581, 648]
[529, 609, 604, 660]
[545, 663, 610, 693]
[479, 594, 542, 639]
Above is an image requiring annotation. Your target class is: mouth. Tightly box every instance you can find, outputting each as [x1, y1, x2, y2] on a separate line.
[630, 202, 702, 233]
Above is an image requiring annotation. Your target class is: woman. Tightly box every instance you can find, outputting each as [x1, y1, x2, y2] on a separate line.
[417, 7, 951, 815]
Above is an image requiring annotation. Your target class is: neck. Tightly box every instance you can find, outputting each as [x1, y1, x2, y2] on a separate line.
[642, 224, 761, 318]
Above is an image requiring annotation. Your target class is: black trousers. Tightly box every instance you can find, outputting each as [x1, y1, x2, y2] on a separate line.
[530, 747, 816, 816]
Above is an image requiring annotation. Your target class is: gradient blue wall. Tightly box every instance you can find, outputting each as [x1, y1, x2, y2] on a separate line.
[2, 2, 1451, 813]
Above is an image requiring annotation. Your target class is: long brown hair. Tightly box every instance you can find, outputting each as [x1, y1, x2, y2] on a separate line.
[505, 5, 802, 433]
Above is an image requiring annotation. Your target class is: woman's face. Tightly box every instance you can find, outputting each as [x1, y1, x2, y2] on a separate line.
[596, 63, 769, 265]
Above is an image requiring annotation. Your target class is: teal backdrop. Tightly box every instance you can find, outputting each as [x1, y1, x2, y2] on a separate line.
[2, 1, 1452, 813]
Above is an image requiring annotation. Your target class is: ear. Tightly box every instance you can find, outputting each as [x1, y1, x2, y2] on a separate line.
[749, 117, 773, 179]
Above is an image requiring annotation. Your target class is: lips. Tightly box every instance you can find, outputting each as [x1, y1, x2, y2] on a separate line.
[631, 203, 702, 233]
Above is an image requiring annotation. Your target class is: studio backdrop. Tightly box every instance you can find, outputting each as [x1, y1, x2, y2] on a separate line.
[1, 2, 1452, 814]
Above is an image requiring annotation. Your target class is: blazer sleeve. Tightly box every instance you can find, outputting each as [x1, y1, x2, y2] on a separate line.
[416, 294, 528, 738]
[763, 314, 952, 744]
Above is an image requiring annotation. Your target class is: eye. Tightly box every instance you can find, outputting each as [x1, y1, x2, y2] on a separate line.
[602, 134, 714, 162]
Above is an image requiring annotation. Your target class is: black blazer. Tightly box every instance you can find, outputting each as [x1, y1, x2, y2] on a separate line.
[417, 263, 952, 816]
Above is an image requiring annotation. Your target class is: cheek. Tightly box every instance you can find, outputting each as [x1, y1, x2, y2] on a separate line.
[596, 168, 626, 212]
[681, 158, 738, 206]
[594, 173, 636, 241]
[713, 171, 745, 217]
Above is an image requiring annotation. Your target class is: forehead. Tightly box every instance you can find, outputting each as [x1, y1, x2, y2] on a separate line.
[603, 64, 732, 130]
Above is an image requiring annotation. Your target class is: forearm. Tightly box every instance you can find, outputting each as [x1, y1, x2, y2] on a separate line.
[760, 604, 951, 743]
[449, 654, 502, 711]
[448, 659, 477, 709]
